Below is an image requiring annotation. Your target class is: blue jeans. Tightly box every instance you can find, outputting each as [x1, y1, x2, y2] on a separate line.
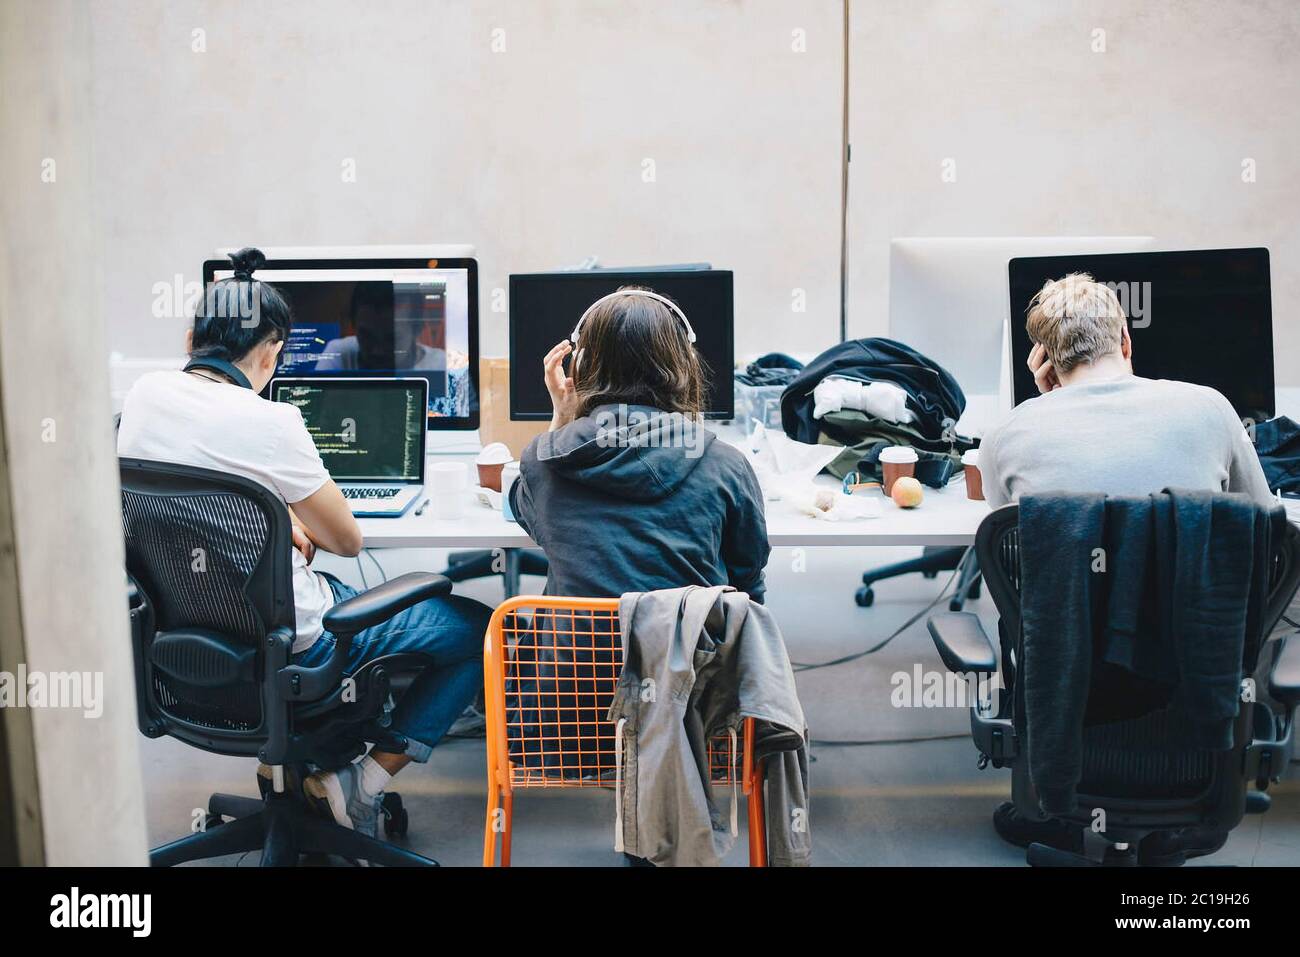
[293, 576, 489, 762]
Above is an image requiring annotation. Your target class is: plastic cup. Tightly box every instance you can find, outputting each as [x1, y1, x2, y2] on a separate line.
[501, 462, 521, 522]
[428, 461, 469, 519]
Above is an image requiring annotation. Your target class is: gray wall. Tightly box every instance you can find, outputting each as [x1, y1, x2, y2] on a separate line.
[848, 0, 1300, 384]
[1, 0, 149, 865]
[89, 0, 1300, 382]
[92, 0, 844, 365]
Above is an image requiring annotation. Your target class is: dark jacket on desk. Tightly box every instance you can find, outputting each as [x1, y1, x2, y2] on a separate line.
[511, 403, 770, 603]
[1019, 490, 1283, 816]
[779, 337, 966, 444]
[1254, 415, 1300, 494]
[609, 585, 810, 866]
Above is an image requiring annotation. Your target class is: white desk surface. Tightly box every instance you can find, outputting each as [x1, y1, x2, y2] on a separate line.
[359, 389, 1300, 551]
[359, 450, 989, 550]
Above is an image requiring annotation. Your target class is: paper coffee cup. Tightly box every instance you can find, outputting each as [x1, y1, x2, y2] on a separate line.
[961, 449, 984, 501]
[428, 461, 469, 519]
[879, 445, 918, 495]
[476, 441, 513, 492]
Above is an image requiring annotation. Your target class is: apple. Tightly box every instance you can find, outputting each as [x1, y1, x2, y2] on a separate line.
[890, 476, 924, 508]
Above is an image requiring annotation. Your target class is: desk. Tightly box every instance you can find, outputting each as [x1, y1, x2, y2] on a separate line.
[358, 455, 989, 550]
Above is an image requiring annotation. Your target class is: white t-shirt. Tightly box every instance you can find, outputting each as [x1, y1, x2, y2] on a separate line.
[117, 370, 336, 652]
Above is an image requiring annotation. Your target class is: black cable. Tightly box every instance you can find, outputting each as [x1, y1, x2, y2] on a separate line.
[1282, 615, 1299, 630]
[356, 556, 370, 591]
[811, 732, 968, 747]
[790, 551, 968, 673]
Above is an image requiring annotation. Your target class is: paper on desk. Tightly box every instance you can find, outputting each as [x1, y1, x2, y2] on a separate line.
[743, 423, 843, 500]
[782, 483, 883, 521]
[473, 485, 503, 510]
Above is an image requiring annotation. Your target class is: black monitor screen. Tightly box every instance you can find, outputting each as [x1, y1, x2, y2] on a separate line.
[271, 379, 426, 482]
[205, 259, 478, 430]
[509, 270, 735, 419]
[1008, 248, 1273, 422]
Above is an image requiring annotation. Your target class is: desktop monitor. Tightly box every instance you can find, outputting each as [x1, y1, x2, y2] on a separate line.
[269, 377, 427, 482]
[889, 237, 1155, 395]
[508, 270, 735, 420]
[1007, 247, 1273, 422]
[203, 257, 479, 430]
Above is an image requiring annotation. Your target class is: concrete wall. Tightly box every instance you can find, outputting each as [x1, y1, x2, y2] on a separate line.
[90, 0, 845, 366]
[848, 0, 1300, 384]
[91, 0, 1300, 385]
[0, 0, 149, 864]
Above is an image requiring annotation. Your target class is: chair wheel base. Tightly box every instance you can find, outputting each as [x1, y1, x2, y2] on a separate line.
[150, 790, 436, 867]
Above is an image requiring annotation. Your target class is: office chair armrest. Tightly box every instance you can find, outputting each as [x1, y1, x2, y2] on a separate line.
[1269, 635, 1300, 708]
[927, 612, 998, 673]
[323, 572, 453, 636]
[276, 573, 452, 704]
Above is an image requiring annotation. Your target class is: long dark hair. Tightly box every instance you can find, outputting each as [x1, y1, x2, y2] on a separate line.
[190, 247, 293, 361]
[572, 286, 709, 419]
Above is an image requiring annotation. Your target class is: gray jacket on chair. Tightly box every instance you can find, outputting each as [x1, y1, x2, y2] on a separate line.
[608, 585, 811, 866]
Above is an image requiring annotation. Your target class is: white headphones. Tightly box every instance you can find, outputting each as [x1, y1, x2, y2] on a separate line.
[569, 289, 697, 345]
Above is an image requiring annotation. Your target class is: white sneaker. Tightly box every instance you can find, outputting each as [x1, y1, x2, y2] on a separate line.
[304, 764, 383, 841]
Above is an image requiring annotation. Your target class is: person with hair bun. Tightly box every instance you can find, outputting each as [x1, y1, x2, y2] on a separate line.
[118, 247, 489, 844]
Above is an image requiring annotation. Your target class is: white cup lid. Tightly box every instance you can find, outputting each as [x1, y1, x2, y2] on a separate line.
[879, 445, 918, 464]
[476, 441, 513, 466]
[962, 448, 980, 466]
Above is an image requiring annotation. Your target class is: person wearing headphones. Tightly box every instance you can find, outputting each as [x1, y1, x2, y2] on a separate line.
[509, 286, 770, 603]
[117, 247, 489, 845]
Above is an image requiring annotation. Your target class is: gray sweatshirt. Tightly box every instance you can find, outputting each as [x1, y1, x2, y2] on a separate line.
[511, 404, 770, 602]
[608, 585, 811, 867]
[979, 376, 1275, 509]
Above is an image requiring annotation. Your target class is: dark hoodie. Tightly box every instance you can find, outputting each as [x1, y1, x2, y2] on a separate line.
[510, 404, 770, 603]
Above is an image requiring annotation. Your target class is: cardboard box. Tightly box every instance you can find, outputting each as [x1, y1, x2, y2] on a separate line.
[478, 357, 548, 460]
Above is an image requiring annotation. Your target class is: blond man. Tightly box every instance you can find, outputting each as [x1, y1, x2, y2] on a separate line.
[978, 272, 1278, 862]
[979, 272, 1274, 509]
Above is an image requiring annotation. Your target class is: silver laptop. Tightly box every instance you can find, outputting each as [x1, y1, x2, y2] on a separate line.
[271, 377, 427, 518]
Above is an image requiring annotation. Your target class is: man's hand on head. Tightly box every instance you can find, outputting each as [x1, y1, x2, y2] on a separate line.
[1027, 343, 1061, 394]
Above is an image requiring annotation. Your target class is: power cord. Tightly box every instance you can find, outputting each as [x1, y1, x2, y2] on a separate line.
[364, 549, 388, 583]
[811, 732, 968, 747]
[791, 553, 975, 747]
[790, 551, 968, 673]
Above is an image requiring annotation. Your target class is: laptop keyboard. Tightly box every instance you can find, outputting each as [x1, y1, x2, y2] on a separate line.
[342, 487, 403, 500]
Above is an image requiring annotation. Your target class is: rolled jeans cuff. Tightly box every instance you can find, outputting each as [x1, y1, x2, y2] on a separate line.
[375, 737, 434, 764]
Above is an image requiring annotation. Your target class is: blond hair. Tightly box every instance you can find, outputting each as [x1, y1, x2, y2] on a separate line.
[1025, 272, 1127, 374]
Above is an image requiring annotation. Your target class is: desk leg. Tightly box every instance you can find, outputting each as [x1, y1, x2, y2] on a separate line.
[949, 548, 982, 612]
[502, 547, 522, 599]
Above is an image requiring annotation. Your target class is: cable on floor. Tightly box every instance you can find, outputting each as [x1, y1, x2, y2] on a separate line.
[810, 732, 969, 747]
[790, 551, 969, 673]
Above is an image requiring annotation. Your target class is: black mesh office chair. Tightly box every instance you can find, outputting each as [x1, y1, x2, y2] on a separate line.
[122, 457, 452, 867]
[855, 545, 981, 610]
[443, 547, 548, 596]
[928, 503, 1300, 866]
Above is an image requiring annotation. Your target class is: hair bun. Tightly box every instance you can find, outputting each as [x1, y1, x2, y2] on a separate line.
[228, 246, 266, 280]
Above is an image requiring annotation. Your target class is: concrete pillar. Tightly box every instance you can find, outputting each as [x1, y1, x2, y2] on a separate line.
[0, 0, 148, 865]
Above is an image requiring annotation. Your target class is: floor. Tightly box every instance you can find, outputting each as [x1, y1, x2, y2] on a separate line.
[139, 544, 1300, 866]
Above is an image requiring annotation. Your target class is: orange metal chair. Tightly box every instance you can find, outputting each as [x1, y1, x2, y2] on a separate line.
[482, 596, 767, 866]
